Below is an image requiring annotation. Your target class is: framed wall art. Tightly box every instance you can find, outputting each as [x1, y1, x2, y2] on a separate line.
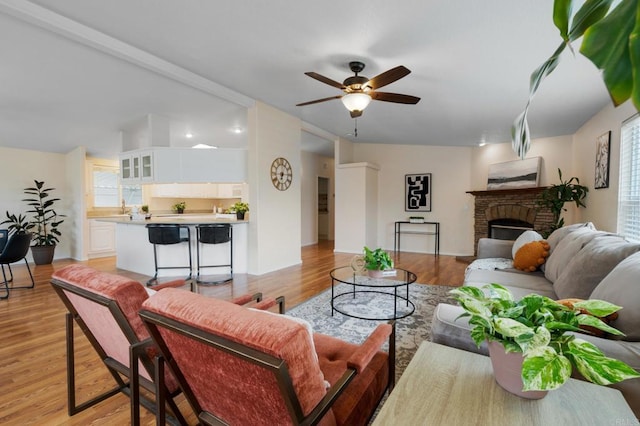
[405, 173, 431, 212]
[594, 131, 611, 189]
[487, 157, 541, 190]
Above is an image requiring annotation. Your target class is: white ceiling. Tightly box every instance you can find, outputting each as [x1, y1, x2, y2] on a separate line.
[0, 0, 610, 159]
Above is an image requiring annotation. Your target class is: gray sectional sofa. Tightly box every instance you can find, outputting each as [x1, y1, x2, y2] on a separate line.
[431, 223, 640, 417]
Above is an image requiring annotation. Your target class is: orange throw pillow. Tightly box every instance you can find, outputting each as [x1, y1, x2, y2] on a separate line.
[513, 240, 550, 272]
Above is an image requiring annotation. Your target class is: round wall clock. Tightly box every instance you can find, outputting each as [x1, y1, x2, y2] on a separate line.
[271, 157, 292, 191]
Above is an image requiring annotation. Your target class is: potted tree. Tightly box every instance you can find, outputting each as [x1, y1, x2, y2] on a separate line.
[231, 202, 249, 220]
[450, 284, 639, 399]
[1, 212, 32, 235]
[538, 168, 589, 237]
[363, 246, 395, 278]
[23, 180, 65, 265]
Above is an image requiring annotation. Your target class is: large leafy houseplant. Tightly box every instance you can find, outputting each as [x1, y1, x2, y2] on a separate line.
[513, 0, 640, 159]
[0, 212, 32, 235]
[538, 168, 589, 236]
[362, 246, 394, 271]
[23, 180, 64, 246]
[450, 284, 640, 391]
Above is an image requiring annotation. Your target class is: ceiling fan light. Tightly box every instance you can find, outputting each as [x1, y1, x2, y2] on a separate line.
[341, 93, 372, 112]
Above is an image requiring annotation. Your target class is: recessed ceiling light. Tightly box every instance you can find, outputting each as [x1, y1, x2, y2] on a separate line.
[185, 132, 193, 138]
[192, 144, 217, 149]
[231, 127, 244, 134]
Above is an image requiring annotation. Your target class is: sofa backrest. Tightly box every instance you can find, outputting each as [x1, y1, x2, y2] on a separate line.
[544, 226, 604, 283]
[591, 251, 640, 341]
[140, 288, 328, 425]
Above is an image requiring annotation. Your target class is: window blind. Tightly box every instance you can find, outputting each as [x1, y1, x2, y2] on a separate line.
[618, 114, 640, 243]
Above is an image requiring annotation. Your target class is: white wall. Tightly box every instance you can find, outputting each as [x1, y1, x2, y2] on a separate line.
[352, 143, 474, 256]
[0, 147, 71, 261]
[66, 146, 87, 260]
[247, 101, 302, 274]
[572, 101, 636, 232]
[300, 151, 334, 246]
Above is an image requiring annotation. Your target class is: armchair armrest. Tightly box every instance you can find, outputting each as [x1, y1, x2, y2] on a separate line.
[232, 292, 263, 305]
[347, 322, 394, 373]
[149, 279, 188, 291]
[477, 238, 514, 259]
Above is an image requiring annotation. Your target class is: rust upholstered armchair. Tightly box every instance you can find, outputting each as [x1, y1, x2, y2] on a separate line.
[51, 264, 282, 425]
[140, 288, 395, 426]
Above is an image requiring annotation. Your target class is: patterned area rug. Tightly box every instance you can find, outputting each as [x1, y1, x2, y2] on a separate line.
[287, 283, 457, 382]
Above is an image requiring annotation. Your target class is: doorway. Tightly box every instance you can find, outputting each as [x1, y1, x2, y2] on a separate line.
[318, 176, 329, 240]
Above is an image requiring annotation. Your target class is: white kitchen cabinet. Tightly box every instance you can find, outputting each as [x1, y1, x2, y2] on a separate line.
[88, 219, 116, 258]
[120, 150, 153, 183]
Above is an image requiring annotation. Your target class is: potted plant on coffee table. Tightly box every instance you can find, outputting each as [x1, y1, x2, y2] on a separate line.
[450, 284, 639, 399]
[363, 246, 395, 278]
[23, 180, 65, 265]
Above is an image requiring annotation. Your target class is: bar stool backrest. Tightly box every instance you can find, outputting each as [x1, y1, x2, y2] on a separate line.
[147, 225, 185, 245]
[198, 224, 231, 245]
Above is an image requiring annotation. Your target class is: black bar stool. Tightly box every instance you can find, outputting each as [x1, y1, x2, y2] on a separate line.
[146, 224, 192, 286]
[195, 224, 233, 285]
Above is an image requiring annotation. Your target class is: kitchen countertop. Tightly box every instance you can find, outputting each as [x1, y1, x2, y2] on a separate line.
[95, 214, 247, 225]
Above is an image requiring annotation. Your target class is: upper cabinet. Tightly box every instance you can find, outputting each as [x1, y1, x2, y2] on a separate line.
[120, 148, 247, 184]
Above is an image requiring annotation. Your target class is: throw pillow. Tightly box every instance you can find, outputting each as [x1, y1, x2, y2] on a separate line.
[513, 240, 550, 272]
[511, 230, 543, 259]
[556, 298, 619, 338]
[546, 222, 596, 252]
[553, 235, 640, 300]
[591, 251, 640, 341]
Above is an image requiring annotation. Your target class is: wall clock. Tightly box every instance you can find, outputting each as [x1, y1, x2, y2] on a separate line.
[271, 157, 292, 191]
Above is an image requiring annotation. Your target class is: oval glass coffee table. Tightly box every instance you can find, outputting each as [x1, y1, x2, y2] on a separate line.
[329, 266, 417, 320]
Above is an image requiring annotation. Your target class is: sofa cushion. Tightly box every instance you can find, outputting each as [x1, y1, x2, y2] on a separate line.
[465, 269, 557, 299]
[512, 230, 543, 258]
[544, 227, 605, 283]
[554, 235, 640, 300]
[590, 251, 640, 341]
[546, 222, 596, 252]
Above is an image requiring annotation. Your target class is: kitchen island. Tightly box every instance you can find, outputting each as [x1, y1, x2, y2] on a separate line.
[96, 215, 248, 278]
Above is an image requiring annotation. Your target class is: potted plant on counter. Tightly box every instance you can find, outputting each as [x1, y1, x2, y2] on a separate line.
[172, 201, 186, 214]
[231, 202, 249, 220]
[450, 284, 639, 399]
[23, 180, 65, 264]
[363, 246, 395, 278]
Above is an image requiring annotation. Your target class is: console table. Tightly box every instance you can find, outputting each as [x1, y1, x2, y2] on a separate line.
[394, 221, 439, 255]
[373, 342, 636, 425]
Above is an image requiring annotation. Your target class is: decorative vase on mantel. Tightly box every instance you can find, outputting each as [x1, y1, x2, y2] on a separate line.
[487, 340, 548, 400]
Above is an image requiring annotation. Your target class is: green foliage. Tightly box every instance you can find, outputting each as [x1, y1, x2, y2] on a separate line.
[231, 202, 249, 213]
[538, 169, 589, 236]
[140, 205, 149, 213]
[172, 201, 186, 212]
[0, 212, 32, 235]
[512, 0, 639, 159]
[362, 246, 394, 271]
[450, 284, 640, 391]
[23, 180, 65, 246]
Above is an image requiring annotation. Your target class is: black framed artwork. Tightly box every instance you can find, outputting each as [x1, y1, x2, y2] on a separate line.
[595, 131, 611, 189]
[405, 173, 432, 212]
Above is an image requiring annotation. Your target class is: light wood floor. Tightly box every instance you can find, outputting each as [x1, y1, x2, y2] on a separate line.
[0, 241, 467, 425]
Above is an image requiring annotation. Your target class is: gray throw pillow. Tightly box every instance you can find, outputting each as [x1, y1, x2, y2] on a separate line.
[544, 227, 603, 283]
[546, 222, 595, 252]
[553, 235, 640, 300]
[591, 251, 640, 341]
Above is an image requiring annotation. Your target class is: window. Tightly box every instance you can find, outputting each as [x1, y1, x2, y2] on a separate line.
[618, 114, 640, 243]
[92, 166, 142, 208]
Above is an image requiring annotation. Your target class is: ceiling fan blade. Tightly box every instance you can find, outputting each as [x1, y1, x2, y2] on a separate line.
[350, 110, 363, 118]
[296, 95, 342, 106]
[304, 72, 346, 89]
[371, 92, 421, 104]
[366, 66, 411, 90]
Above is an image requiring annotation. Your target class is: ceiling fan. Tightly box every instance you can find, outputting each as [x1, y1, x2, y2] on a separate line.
[297, 61, 421, 118]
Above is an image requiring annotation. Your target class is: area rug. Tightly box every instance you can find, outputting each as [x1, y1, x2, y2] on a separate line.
[286, 283, 458, 382]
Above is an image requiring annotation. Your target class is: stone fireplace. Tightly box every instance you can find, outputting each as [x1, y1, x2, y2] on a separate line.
[467, 187, 554, 255]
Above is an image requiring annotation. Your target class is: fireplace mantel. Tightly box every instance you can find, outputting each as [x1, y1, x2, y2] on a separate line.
[466, 187, 549, 197]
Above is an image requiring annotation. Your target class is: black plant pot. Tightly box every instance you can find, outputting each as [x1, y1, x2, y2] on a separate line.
[31, 245, 55, 265]
[236, 211, 245, 220]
